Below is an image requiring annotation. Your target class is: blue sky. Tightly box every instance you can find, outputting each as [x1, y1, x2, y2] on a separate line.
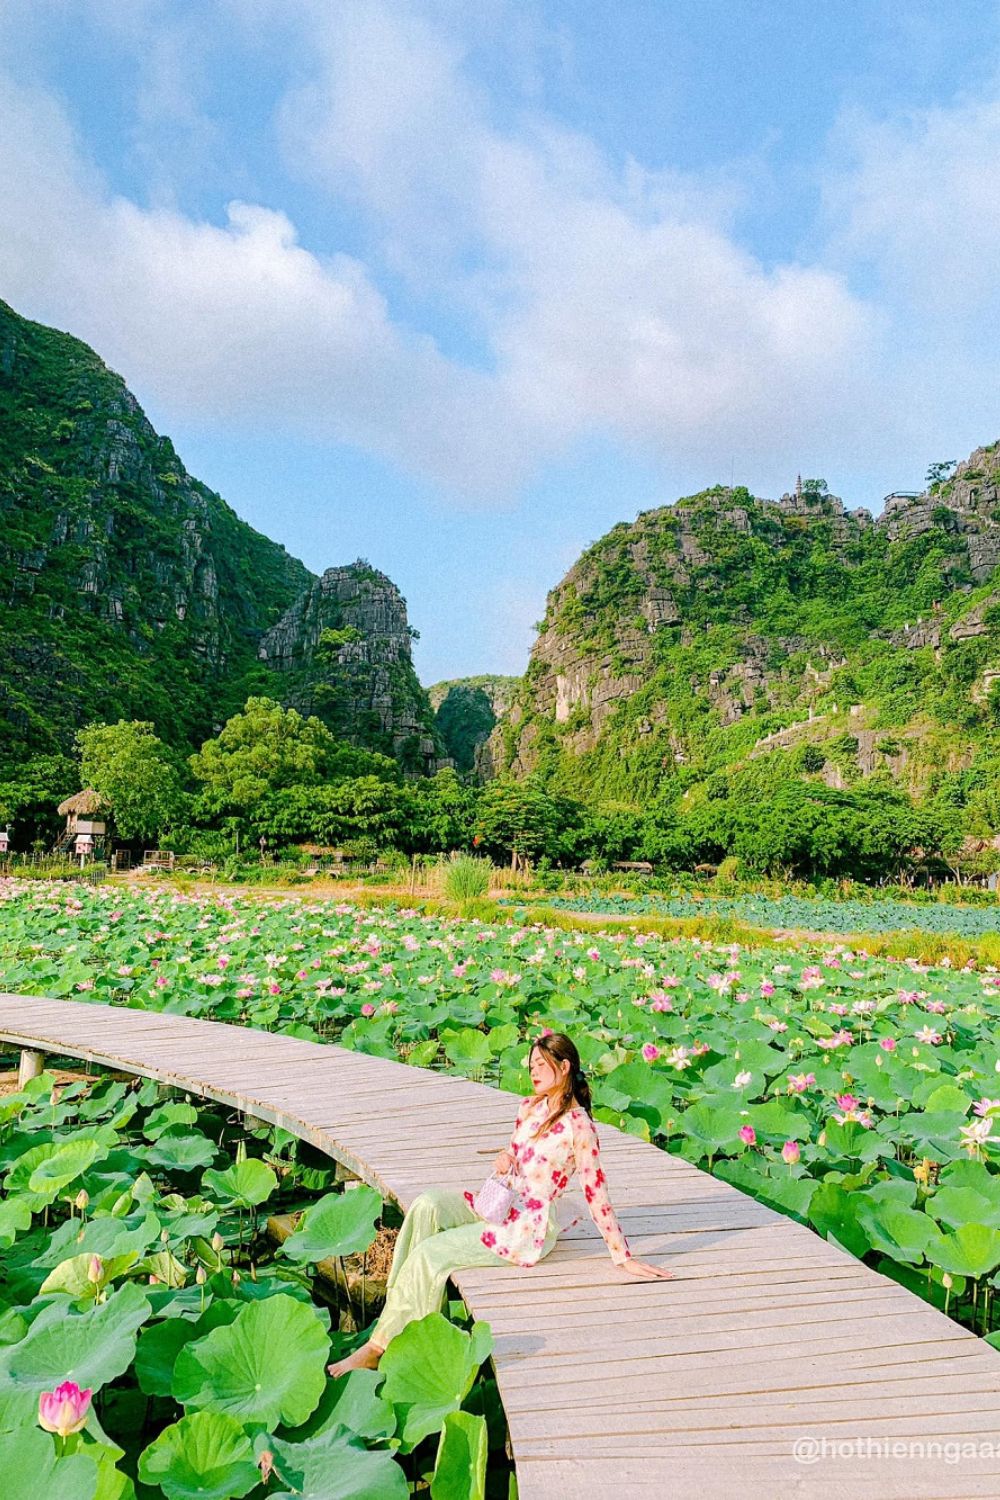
[2, 1, 1000, 682]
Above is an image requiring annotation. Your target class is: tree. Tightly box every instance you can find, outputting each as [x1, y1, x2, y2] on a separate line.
[474, 778, 566, 867]
[926, 460, 957, 489]
[253, 778, 408, 847]
[77, 722, 185, 842]
[404, 769, 478, 854]
[189, 698, 338, 818]
[0, 753, 76, 848]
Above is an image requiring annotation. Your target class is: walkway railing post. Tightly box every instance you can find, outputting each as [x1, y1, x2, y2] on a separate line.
[18, 1048, 45, 1087]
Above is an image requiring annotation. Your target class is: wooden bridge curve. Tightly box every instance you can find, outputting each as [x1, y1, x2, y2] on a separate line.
[2, 993, 1000, 1498]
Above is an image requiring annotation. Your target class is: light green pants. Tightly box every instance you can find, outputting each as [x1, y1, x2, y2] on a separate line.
[370, 1187, 559, 1351]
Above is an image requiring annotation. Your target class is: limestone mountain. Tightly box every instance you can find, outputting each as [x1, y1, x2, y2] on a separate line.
[429, 676, 519, 774]
[0, 299, 437, 777]
[491, 449, 1000, 805]
[258, 562, 443, 773]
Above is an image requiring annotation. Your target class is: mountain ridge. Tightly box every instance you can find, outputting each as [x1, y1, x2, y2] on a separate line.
[0, 299, 438, 778]
[486, 447, 1000, 810]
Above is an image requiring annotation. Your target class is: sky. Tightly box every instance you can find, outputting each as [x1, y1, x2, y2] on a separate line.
[2, 1, 1000, 683]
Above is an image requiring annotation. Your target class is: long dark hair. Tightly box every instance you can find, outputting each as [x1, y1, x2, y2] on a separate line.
[528, 1032, 593, 1138]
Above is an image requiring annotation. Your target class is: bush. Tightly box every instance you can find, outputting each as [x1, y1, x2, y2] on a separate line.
[444, 855, 493, 901]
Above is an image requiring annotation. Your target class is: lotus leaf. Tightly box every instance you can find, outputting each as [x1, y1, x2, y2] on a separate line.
[138, 1411, 259, 1500]
[0, 1425, 98, 1500]
[269, 1425, 409, 1500]
[280, 1187, 381, 1263]
[0, 1282, 150, 1426]
[201, 1158, 277, 1207]
[380, 1313, 493, 1448]
[431, 1410, 488, 1500]
[172, 1293, 329, 1426]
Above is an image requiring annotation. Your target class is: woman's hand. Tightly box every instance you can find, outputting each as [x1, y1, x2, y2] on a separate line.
[493, 1150, 514, 1176]
[617, 1257, 674, 1280]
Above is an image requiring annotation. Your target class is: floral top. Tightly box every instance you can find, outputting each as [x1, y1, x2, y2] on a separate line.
[464, 1094, 631, 1268]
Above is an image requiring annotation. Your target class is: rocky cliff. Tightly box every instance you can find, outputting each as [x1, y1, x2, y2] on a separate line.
[0, 300, 437, 777]
[491, 448, 1000, 802]
[258, 563, 443, 772]
[428, 675, 519, 775]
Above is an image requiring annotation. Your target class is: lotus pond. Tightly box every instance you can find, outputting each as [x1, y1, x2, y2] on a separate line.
[0, 1057, 506, 1498]
[505, 891, 1000, 939]
[3, 879, 1000, 1355]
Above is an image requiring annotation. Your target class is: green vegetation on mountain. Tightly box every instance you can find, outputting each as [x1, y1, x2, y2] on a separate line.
[429, 676, 518, 773]
[0, 300, 441, 807]
[486, 454, 1000, 874]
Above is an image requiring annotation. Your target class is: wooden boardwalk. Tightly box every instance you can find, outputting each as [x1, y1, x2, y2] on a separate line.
[2, 993, 1000, 1498]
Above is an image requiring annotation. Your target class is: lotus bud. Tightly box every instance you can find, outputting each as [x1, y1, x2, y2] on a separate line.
[38, 1381, 92, 1438]
[258, 1451, 275, 1482]
[195, 1265, 207, 1285]
[781, 1140, 801, 1165]
[74, 1189, 89, 1212]
[160, 1229, 170, 1243]
[211, 1232, 224, 1253]
[231, 1268, 241, 1285]
[87, 1255, 103, 1284]
[942, 1272, 953, 1289]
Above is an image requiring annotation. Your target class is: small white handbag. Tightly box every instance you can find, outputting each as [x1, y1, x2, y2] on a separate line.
[473, 1171, 515, 1224]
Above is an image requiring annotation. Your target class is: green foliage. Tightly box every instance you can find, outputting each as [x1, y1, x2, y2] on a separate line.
[171, 1296, 330, 1427]
[77, 720, 186, 841]
[189, 698, 338, 814]
[317, 625, 364, 656]
[0, 299, 311, 776]
[0, 1059, 505, 1499]
[138, 1411, 259, 1500]
[280, 1187, 382, 1263]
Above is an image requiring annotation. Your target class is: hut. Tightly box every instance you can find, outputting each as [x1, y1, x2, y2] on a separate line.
[56, 790, 110, 860]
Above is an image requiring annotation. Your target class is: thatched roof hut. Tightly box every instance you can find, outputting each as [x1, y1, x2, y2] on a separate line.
[57, 789, 110, 818]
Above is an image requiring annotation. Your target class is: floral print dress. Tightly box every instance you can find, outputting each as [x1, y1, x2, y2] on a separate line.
[464, 1094, 632, 1268]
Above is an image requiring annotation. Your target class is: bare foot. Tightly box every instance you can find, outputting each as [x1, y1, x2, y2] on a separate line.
[327, 1341, 384, 1378]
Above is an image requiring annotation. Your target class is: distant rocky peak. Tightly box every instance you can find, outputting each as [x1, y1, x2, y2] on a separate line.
[259, 560, 443, 771]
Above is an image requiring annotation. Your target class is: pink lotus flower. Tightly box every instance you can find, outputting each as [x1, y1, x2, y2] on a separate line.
[738, 1125, 756, 1145]
[878, 1036, 897, 1051]
[360, 1003, 376, 1017]
[781, 1140, 801, 1165]
[650, 996, 673, 1013]
[759, 979, 775, 998]
[914, 1025, 943, 1045]
[267, 982, 280, 996]
[973, 1097, 1000, 1117]
[787, 1072, 816, 1093]
[835, 1093, 859, 1113]
[641, 1043, 660, 1062]
[38, 1381, 92, 1437]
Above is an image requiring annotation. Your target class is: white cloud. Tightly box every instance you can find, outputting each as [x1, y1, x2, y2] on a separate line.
[0, 76, 543, 496]
[825, 94, 1000, 321]
[279, 0, 881, 475]
[3, 1, 997, 511]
